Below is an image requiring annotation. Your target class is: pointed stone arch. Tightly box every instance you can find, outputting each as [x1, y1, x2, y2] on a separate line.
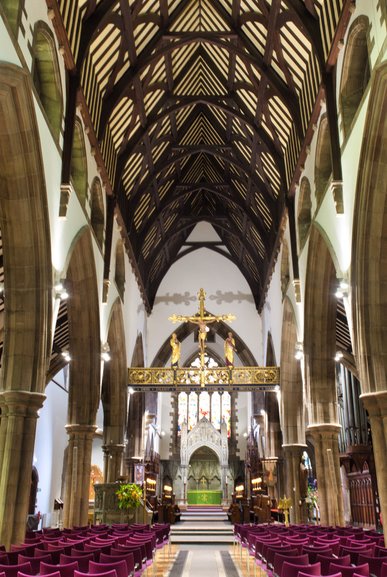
[0, 63, 52, 547]
[62, 228, 100, 527]
[266, 332, 276, 366]
[32, 21, 63, 141]
[90, 177, 104, 250]
[304, 225, 343, 525]
[297, 177, 312, 252]
[150, 319, 257, 367]
[114, 239, 125, 301]
[351, 62, 387, 529]
[101, 300, 127, 482]
[71, 118, 88, 206]
[314, 114, 332, 206]
[340, 16, 370, 138]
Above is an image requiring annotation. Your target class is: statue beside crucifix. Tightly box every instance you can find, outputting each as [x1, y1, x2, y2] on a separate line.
[169, 288, 236, 369]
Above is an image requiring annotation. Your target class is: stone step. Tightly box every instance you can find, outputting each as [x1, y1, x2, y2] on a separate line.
[171, 534, 234, 543]
[171, 522, 234, 543]
[180, 515, 228, 522]
[172, 526, 232, 534]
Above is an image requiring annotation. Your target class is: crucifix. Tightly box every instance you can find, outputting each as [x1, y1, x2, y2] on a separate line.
[169, 288, 236, 370]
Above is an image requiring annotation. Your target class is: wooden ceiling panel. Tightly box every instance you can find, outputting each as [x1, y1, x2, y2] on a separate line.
[56, 0, 347, 310]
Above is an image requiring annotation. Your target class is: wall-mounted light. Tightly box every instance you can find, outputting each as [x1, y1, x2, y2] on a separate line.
[295, 342, 304, 360]
[101, 343, 111, 362]
[61, 350, 71, 362]
[0, 282, 4, 294]
[335, 351, 344, 362]
[128, 387, 135, 395]
[55, 281, 69, 300]
[335, 280, 349, 299]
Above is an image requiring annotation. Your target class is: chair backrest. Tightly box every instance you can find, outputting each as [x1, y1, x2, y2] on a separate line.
[282, 562, 321, 577]
[0, 563, 32, 577]
[302, 547, 333, 564]
[18, 555, 52, 574]
[74, 568, 117, 577]
[126, 538, 153, 561]
[316, 554, 351, 575]
[329, 563, 370, 577]
[357, 556, 386, 577]
[380, 563, 387, 577]
[40, 561, 79, 577]
[18, 572, 60, 577]
[274, 554, 309, 577]
[298, 572, 342, 577]
[88, 560, 127, 577]
[59, 555, 93, 573]
[98, 553, 135, 575]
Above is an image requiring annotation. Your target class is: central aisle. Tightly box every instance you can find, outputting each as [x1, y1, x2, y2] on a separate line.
[168, 546, 241, 577]
[164, 506, 242, 576]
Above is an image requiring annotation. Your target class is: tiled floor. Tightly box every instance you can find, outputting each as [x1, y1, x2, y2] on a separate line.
[156, 542, 251, 576]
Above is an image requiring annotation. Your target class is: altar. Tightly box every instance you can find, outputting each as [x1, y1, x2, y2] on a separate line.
[187, 490, 223, 505]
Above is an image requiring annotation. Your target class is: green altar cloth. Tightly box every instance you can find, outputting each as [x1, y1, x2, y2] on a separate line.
[187, 490, 222, 505]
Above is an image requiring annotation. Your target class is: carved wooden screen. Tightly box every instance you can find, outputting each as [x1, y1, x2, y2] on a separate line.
[347, 470, 375, 527]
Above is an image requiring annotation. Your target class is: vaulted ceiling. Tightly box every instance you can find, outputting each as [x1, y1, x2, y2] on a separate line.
[52, 0, 349, 311]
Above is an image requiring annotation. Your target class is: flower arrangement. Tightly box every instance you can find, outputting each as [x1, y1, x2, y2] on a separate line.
[306, 484, 318, 510]
[115, 483, 143, 510]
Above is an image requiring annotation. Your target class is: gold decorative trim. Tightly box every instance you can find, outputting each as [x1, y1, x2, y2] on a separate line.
[128, 366, 280, 392]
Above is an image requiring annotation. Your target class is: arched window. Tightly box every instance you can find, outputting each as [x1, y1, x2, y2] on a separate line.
[114, 240, 125, 300]
[1, 0, 21, 35]
[178, 353, 231, 436]
[71, 118, 88, 206]
[280, 239, 290, 297]
[297, 177, 312, 250]
[340, 17, 370, 138]
[314, 114, 332, 206]
[90, 178, 104, 250]
[32, 22, 63, 141]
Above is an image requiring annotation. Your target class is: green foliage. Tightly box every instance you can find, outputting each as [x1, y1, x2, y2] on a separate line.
[306, 484, 318, 509]
[115, 483, 143, 509]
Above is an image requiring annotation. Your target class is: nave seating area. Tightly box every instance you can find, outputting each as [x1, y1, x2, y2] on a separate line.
[0, 522, 172, 577]
[233, 524, 386, 577]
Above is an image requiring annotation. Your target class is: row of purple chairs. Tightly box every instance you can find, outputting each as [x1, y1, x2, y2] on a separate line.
[233, 524, 385, 577]
[0, 522, 171, 577]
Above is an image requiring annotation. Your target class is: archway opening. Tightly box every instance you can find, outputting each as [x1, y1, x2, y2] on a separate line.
[188, 446, 221, 492]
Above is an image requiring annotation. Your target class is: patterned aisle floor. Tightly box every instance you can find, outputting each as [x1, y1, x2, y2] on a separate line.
[156, 542, 256, 577]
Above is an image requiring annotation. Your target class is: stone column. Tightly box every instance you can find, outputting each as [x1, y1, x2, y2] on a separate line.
[63, 424, 97, 528]
[221, 465, 228, 502]
[360, 391, 387, 530]
[0, 391, 46, 548]
[181, 465, 188, 503]
[282, 444, 307, 524]
[307, 424, 344, 526]
[103, 443, 125, 483]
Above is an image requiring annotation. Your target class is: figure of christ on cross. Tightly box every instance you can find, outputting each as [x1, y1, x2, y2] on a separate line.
[169, 288, 236, 368]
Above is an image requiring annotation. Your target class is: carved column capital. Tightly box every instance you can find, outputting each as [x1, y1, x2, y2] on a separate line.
[0, 390, 46, 417]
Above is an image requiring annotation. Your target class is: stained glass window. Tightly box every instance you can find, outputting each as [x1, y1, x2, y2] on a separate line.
[178, 392, 188, 433]
[188, 392, 198, 430]
[222, 392, 231, 437]
[211, 392, 221, 429]
[199, 391, 210, 420]
[177, 354, 232, 434]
